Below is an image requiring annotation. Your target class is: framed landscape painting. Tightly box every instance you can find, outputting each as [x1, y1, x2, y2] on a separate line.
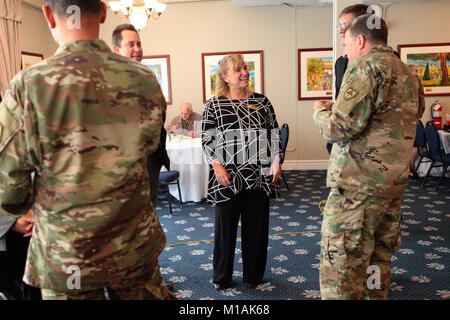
[21, 51, 43, 69]
[398, 43, 450, 96]
[201, 50, 264, 103]
[298, 48, 333, 100]
[142, 55, 172, 104]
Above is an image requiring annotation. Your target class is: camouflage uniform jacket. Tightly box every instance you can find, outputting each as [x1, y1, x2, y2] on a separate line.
[0, 40, 167, 291]
[313, 46, 425, 198]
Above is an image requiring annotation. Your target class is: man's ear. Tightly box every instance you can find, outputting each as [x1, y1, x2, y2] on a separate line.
[357, 34, 366, 49]
[100, 1, 107, 24]
[42, 5, 56, 29]
[113, 45, 120, 54]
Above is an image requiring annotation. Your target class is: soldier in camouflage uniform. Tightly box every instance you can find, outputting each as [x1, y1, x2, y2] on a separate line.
[0, 0, 173, 300]
[313, 15, 424, 299]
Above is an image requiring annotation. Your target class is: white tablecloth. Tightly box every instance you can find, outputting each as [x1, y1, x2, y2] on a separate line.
[164, 137, 209, 202]
[439, 130, 450, 154]
[417, 129, 450, 177]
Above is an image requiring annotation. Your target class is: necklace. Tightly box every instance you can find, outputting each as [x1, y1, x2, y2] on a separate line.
[228, 89, 250, 113]
[227, 90, 251, 163]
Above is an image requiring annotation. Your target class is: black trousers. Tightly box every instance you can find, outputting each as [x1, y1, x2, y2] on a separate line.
[0, 231, 41, 300]
[148, 153, 163, 208]
[213, 189, 270, 285]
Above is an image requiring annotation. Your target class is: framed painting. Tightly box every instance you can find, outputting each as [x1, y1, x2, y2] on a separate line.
[21, 51, 43, 69]
[398, 43, 450, 96]
[298, 48, 333, 100]
[142, 55, 172, 104]
[201, 50, 264, 103]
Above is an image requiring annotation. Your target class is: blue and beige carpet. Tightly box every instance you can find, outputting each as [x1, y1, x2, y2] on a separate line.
[155, 170, 449, 300]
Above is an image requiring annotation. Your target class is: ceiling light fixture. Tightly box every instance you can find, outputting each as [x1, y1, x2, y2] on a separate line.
[108, 0, 167, 30]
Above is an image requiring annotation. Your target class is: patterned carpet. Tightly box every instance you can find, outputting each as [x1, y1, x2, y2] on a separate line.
[155, 170, 449, 300]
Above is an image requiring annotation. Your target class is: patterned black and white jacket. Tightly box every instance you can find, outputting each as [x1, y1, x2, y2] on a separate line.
[201, 92, 281, 205]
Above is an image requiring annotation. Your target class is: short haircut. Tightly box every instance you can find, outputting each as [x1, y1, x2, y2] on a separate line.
[347, 14, 388, 45]
[339, 4, 369, 18]
[112, 24, 139, 48]
[44, 0, 101, 17]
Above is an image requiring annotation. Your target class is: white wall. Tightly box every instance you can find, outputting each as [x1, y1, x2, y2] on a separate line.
[20, 0, 450, 165]
[20, 4, 58, 58]
[386, 1, 450, 123]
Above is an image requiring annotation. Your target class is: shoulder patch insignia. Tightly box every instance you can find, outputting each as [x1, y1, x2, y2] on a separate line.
[344, 87, 359, 101]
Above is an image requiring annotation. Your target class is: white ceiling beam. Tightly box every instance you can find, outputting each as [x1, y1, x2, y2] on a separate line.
[232, 0, 439, 7]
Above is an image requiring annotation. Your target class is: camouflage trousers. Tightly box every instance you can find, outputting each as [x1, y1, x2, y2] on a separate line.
[320, 188, 402, 300]
[40, 263, 175, 300]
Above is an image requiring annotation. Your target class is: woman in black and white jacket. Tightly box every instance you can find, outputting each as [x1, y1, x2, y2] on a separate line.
[201, 54, 282, 290]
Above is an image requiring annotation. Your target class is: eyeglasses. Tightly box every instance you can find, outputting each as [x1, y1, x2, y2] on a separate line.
[336, 22, 349, 32]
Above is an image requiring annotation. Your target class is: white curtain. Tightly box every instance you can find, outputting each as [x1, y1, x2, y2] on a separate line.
[0, 0, 22, 98]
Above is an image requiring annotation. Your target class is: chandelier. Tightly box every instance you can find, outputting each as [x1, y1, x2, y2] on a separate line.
[108, 0, 167, 30]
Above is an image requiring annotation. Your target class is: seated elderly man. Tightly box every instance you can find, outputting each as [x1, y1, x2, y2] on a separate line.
[167, 102, 202, 138]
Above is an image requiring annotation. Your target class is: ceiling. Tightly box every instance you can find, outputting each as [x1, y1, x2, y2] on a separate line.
[231, 0, 439, 7]
[23, 0, 443, 7]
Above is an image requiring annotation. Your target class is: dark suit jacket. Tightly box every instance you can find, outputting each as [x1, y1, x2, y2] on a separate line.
[335, 56, 348, 100]
[326, 56, 349, 154]
[155, 127, 170, 171]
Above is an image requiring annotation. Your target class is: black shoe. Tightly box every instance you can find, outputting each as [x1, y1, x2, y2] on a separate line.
[214, 282, 232, 291]
[244, 281, 261, 289]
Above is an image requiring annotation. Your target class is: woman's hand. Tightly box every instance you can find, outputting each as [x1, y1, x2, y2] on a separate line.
[212, 161, 231, 187]
[268, 159, 282, 184]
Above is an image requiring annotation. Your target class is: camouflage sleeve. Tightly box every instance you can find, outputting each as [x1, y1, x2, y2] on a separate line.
[0, 85, 34, 217]
[313, 64, 374, 143]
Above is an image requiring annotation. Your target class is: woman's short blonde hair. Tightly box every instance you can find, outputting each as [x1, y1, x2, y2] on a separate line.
[215, 54, 246, 98]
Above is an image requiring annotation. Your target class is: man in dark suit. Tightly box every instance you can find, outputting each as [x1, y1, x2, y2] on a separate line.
[112, 23, 171, 207]
[327, 4, 369, 154]
[148, 127, 171, 206]
[0, 211, 41, 300]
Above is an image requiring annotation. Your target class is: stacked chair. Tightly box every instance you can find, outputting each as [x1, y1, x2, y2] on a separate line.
[412, 121, 432, 177]
[421, 121, 450, 192]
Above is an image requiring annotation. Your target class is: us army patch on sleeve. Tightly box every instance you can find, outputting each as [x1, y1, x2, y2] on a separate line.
[344, 87, 359, 101]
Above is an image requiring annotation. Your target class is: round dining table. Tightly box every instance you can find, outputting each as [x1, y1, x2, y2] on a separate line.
[164, 136, 209, 203]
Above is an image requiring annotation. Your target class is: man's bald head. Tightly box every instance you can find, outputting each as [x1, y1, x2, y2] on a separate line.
[180, 103, 193, 121]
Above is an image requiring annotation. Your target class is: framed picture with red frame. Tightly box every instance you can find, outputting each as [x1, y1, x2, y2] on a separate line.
[298, 48, 333, 100]
[398, 43, 450, 97]
[201, 50, 264, 103]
